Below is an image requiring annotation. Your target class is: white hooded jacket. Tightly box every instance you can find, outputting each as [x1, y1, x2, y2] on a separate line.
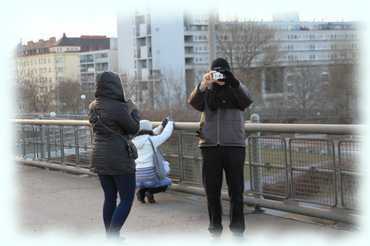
[132, 121, 174, 172]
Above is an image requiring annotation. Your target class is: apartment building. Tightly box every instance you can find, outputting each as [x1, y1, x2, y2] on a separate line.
[16, 34, 114, 112]
[16, 34, 113, 91]
[80, 38, 118, 101]
[261, 18, 358, 98]
[16, 40, 80, 95]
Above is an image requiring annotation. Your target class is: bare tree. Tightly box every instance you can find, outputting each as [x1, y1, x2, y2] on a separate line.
[216, 19, 280, 112]
[16, 77, 56, 113]
[156, 71, 187, 116]
[326, 38, 359, 123]
[328, 63, 358, 123]
[120, 74, 139, 104]
[56, 80, 81, 114]
[16, 79, 39, 113]
[216, 19, 279, 83]
[38, 86, 56, 113]
[284, 65, 329, 120]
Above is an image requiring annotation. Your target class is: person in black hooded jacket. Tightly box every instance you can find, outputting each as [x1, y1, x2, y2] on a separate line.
[88, 71, 140, 238]
[188, 58, 252, 238]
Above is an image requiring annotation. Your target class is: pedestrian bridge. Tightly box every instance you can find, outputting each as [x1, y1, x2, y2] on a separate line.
[14, 119, 362, 237]
[18, 165, 354, 238]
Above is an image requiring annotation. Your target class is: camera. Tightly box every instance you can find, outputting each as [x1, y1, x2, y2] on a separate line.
[212, 71, 225, 81]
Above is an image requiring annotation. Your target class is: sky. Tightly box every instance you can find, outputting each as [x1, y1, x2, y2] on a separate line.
[6, 0, 366, 43]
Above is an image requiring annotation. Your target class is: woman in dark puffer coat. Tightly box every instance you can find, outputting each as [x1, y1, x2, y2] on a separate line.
[88, 71, 140, 238]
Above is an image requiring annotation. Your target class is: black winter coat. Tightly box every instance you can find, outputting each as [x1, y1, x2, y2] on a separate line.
[88, 72, 140, 175]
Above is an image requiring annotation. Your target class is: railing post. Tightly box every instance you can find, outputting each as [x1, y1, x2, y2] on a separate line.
[60, 126, 65, 164]
[46, 126, 51, 161]
[22, 126, 26, 158]
[32, 126, 36, 160]
[74, 126, 80, 167]
[177, 132, 184, 183]
[40, 125, 46, 160]
[250, 113, 263, 212]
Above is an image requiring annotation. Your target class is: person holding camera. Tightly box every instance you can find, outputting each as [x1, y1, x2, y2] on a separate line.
[88, 71, 140, 239]
[132, 117, 174, 203]
[188, 58, 253, 237]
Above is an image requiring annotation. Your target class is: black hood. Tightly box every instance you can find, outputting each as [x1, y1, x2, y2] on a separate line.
[95, 72, 126, 102]
[210, 57, 231, 72]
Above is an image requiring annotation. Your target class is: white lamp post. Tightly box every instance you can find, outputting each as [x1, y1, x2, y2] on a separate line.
[80, 94, 86, 115]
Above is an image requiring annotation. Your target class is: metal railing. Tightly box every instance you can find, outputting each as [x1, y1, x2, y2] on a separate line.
[14, 119, 362, 223]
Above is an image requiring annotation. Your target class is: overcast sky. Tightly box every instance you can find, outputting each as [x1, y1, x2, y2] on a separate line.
[5, 0, 366, 43]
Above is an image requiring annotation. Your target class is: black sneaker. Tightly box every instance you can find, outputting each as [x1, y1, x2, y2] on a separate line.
[208, 225, 223, 238]
[145, 191, 156, 203]
[136, 191, 145, 203]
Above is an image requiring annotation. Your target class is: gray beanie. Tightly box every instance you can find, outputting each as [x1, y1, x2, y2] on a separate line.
[139, 120, 153, 131]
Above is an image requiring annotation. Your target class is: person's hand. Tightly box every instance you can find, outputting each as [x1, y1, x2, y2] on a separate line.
[161, 117, 169, 128]
[131, 109, 141, 123]
[200, 71, 225, 89]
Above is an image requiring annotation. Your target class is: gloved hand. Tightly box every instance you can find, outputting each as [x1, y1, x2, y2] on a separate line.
[131, 109, 141, 123]
[223, 71, 239, 88]
[161, 117, 169, 128]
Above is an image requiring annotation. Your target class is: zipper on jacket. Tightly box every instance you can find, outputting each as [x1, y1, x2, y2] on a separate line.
[216, 108, 220, 145]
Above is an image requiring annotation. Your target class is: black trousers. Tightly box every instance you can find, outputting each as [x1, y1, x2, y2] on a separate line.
[201, 146, 246, 234]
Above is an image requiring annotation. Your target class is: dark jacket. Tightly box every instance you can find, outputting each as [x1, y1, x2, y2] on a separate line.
[188, 81, 252, 147]
[88, 72, 140, 175]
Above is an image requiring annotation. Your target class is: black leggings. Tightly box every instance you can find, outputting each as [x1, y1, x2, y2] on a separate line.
[98, 174, 136, 237]
[201, 146, 246, 234]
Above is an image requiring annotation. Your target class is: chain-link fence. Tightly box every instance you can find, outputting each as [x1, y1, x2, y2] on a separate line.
[338, 140, 360, 210]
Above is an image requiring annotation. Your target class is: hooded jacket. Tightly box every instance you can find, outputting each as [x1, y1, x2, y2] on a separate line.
[88, 72, 140, 175]
[132, 122, 174, 188]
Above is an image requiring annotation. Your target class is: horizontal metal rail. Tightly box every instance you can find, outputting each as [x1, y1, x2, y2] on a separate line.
[16, 158, 357, 224]
[13, 119, 363, 135]
[14, 119, 361, 224]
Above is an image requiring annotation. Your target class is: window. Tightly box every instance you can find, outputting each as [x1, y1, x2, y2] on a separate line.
[95, 63, 109, 71]
[81, 54, 94, 63]
[309, 54, 316, 60]
[95, 53, 108, 59]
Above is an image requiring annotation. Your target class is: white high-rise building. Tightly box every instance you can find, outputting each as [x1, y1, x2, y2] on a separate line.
[117, 11, 358, 108]
[118, 10, 183, 107]
[117, 10, 213, 107]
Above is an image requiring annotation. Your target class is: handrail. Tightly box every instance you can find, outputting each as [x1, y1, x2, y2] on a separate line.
[15, 118, 361, 223]
[13, 119, 363, 135]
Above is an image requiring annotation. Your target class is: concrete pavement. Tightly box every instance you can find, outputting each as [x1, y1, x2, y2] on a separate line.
[16, 165, 356, 240]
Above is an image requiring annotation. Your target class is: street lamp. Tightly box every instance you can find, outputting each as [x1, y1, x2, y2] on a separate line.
[50, 111, 56, 118]
[80, 94, 86, 115]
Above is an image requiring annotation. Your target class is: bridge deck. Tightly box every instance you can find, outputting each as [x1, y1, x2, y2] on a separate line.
[17, 165, 355, 240]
